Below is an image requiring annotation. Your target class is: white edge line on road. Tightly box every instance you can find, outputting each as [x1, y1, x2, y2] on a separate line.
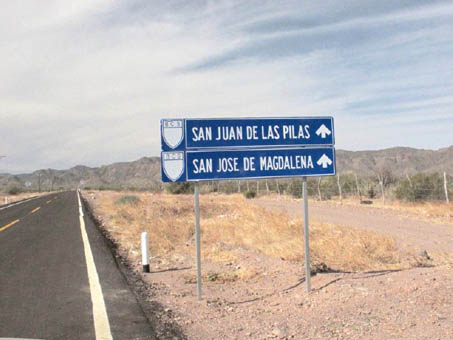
[77, 190, 113, 340]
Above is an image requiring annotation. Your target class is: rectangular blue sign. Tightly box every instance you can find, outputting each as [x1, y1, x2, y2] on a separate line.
[161, 117, 334, 151]
[161, 147, 335, 182]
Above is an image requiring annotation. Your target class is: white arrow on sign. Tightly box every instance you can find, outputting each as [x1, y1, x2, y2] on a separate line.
[315, 124, 331, 138]
[317, 154, 332, 168]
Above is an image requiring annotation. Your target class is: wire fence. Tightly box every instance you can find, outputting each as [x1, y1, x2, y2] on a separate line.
[197, 172, 453, 203]
[3, 171, 451, 204]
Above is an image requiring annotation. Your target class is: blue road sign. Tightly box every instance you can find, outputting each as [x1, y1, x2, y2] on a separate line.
[161, 147, 335, 182]
[161, 117, 334, 151]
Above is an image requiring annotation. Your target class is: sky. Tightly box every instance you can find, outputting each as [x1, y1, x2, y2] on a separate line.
[1, 0, 452, 173]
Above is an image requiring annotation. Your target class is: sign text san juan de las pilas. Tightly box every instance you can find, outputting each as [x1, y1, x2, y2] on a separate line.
[160, 117, 335, 182]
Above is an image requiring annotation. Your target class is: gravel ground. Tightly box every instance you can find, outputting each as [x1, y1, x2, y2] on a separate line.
[88, 194, 453, 339]
[143, 247, 453, 340]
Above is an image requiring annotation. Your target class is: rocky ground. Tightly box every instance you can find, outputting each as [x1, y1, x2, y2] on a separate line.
[141, 245, 453, 340]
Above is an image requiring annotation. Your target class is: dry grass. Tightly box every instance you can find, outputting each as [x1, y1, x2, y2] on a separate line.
[86, 191, 427, 273]
[320, 197, 453, 225]
[385, 200, 453, 224]
[0, 192, 51, 204]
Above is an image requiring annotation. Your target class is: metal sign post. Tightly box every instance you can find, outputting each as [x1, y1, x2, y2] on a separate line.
[194, 182, 202, 300]
[160, 116, 336, 299]
[302, 177, 311, 292]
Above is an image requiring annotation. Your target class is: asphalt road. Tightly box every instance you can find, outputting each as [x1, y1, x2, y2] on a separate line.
[0, 191, 155, 340]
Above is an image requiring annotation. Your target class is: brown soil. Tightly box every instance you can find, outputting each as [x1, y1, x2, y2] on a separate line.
[87, 193, 453, 339]
[142, 245, 453, 340]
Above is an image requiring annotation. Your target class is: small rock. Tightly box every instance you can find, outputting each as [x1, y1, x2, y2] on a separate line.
[418, 250, 430, 260]
[271, 327, 288, 338]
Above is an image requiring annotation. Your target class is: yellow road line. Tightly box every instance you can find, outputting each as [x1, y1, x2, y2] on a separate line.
[31, 207, 41, 213]
[46, 200, 52, 204]
[0, 219, 20, 232]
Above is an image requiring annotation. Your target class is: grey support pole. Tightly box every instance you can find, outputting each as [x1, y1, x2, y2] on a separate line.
[194, 182, 202, 300]
[302, 177, 311, 293]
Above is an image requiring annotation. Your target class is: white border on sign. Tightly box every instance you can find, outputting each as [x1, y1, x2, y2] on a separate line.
[184, 146, 336, 182]
[184, 116, 335, 150]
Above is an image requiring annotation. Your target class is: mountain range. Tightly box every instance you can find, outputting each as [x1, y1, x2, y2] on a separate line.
[1, 146, 452, 192]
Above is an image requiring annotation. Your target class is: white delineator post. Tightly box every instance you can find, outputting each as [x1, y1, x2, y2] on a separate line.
[141, 232, 150, 273]
[4, 197, 7, 204]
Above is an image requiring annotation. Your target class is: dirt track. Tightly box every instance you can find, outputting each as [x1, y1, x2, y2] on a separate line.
[254, 198, 453, 254]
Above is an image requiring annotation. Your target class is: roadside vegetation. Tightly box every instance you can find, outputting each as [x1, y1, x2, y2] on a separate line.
[86, 191, 430, 274]
[0, 191, 50, 205]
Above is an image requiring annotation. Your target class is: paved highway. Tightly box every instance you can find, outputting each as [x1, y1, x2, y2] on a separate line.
[0, 191, 155, 340]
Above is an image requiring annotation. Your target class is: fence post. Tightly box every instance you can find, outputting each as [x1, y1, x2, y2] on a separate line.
[336, 174, 342, 202]
[444, 172, 449, 203]
[377, 174, 385, 204]
[317, 177, 322, 201]
[355, 173, 361, 201]
[406, 173, 413, 188]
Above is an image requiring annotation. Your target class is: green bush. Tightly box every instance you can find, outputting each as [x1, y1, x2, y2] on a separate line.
[165, 182, 194, 194]
[395, 173, 445, 201]
[367, 185, 376, 199]
[244, 191, 256, 199]
[7, 185, 21, 195]
[114, 195, 141, 205]
[286, 179, 302, 198]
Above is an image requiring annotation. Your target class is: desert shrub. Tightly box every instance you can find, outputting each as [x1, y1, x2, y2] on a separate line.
[395, 173, 445, 201]
[165, 182, 194, 194]
[320, 176, 339, 199]
[244, 191, 256, 199]
[114, 195, 141, 205]
[367, 185, 376, 199]
[286, 179, 302, 198]
[7, 185, 21, 195]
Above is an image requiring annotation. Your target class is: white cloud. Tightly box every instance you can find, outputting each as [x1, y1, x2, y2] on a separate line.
[1, 0, 452, 172]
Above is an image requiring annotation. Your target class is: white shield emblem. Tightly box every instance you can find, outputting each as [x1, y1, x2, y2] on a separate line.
[162, 119, 184, 149]
[162, 152, 185, 182]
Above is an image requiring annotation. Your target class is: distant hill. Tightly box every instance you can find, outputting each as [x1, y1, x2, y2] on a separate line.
[0, 157, 162, 192]
[336, 146, 453, 176]
[1, 146, 452, 192]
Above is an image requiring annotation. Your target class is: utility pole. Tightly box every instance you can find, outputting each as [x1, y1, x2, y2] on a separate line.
[444, 172, 449, 203]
